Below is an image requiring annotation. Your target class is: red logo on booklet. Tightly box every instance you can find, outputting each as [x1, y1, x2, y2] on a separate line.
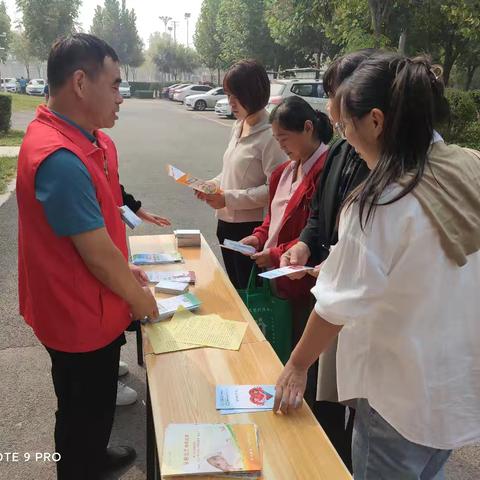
[249, 387, 273, 406]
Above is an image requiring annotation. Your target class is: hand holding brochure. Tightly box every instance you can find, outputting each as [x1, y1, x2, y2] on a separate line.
[167, 164, 220, 194]
[120, 205, 142, 229]
[258, 265, 313, 279]
[221, 239, 256, 256]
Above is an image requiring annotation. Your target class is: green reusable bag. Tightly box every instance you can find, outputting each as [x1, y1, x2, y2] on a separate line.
[237, 266, 293, 364]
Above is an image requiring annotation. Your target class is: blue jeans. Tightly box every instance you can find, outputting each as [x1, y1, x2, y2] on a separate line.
[353, 399, 452, 480]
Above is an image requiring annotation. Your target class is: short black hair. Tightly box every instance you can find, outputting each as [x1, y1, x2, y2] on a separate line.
[323, 49, 378, 98]
[47, 33, 119, 95]
[223, 59, 270, 114]
[270, 96, 333, 144]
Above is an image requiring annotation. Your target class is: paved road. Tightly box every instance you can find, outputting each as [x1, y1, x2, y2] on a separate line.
[1, 99, 478, 479]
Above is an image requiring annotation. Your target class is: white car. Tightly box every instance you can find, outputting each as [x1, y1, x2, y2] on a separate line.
[173, 84, 211, 103]
[1, 78, 17, 93]
[214, 98, 234, 118]
[26, 78, 46, 96]
[119, 81, 131, 98]
[184, 87, 226, 111]
[267, 80, 328, 113]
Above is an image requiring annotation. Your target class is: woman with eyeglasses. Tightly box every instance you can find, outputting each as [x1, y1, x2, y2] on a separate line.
[274, 52, 480, 479]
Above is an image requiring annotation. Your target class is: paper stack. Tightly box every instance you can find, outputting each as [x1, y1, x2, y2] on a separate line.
[174, 229, 201, 247]
[216, 385, 275, 415]
[144, 308, 248, 353]
[161, 423, 262, 478]
[155, 280, 189, 295]
[155, 293, 202, 321]
[131, 252, 183, 265]
[146, 270, 196, 284]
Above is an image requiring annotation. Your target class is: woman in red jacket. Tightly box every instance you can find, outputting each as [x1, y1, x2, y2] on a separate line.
[241, 96, 333, 358]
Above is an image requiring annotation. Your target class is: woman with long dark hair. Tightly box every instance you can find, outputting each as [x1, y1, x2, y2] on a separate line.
[274, 52, 480, 479]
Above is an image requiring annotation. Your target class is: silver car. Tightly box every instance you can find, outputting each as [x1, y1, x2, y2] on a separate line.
[184, 87, 226, 111]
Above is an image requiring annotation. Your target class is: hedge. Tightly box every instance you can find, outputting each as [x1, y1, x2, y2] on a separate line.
[129, 81, 184, 94]
[0, 94, 12, 133]
[134, 90, 155, 99]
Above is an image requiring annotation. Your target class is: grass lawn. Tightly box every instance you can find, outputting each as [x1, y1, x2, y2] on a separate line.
[10, 93, 44, 113]
[0, 156, 17, 194]
[0, 129, 25, 146]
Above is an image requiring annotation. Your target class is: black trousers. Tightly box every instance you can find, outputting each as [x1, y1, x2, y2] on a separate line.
[45, 334, 125, 480]
[291, 295, 354, 473]
[216, 219, 261, 289]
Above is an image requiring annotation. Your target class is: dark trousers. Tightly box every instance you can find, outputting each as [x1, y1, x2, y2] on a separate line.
[45, 334, 125, 480]
[291, 295, 354, 472]
[216, 219, 261, 289]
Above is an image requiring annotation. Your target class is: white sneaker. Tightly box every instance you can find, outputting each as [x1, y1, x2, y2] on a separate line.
[116, 381, 137, 406]
[118, 360, 129, 377]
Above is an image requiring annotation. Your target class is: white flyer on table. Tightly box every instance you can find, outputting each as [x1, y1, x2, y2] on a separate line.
[258, 265, 313, 279]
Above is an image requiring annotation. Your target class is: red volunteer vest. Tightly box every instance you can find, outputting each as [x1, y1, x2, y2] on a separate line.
[17, 105, 131, 352]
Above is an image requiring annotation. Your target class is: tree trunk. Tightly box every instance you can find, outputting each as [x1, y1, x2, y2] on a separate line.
[465, 64, 478, 90]
[443, 36, 460, 87]
[368, 0, 393, 47]
[398, 31, 407, 54]
[217, 68, 220, 86]
[25, 63, 30, 78]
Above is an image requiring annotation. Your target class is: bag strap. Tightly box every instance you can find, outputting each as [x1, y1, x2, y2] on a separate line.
[246, 265, 258, 293]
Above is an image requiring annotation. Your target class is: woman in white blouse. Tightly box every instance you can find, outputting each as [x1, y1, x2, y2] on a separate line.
[195, 59, 287, 289]
[273, 52, 480, 479]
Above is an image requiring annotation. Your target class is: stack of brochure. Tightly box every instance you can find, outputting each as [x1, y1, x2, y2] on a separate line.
[216, 385, 275, 415]
[154, 280, 189, 295]
[161, 423, 262, 478]
[155, 292, 202, 321]
[146, 270, 196, 284]
[174, 229, 201, 247]
[131, 252, 183, 265]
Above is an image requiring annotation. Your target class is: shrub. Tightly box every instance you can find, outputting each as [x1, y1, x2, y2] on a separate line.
[0, 94, 12, 133]
[135, 90, 154, 99]
[469, 90, 480, 117]
[461, 121, 480, 151]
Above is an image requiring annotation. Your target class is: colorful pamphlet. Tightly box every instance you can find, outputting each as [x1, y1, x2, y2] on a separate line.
[155, 292, 201, 321]
[258, 265, 313, 279]
[220, 239, 256, 256]
[131, 252, 183, 265]
[161, 423, 262, 477]
[167, 164, 220, 194]
[155, 280, 189, 295]
[216, 385, 275, 414]
[120, 205, 142, 229]
[146, 270, 196, 284]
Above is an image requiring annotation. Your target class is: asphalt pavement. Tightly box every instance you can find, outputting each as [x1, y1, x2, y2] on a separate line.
[0, 98, 478, 479]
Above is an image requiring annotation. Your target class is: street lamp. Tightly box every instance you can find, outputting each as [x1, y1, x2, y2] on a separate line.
[184, 12, 191, 48]
[159, 16, 172, 33]
[170, 20, 180, 44]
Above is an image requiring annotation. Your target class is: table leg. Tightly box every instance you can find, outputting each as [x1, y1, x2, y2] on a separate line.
[146, 376, 160, 479]
[136, 323, 144, 366]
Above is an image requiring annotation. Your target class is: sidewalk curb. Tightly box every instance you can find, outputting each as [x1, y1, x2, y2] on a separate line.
[0, 175, 16, 208]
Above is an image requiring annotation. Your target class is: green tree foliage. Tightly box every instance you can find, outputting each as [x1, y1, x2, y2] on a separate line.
[0, 1, 12, 62]
[16, 0, 80, 61]
[11, 29, 34, 77]
[194, 0, 222, 71]
[90, 0, 144, 80]
[149, 32, 200, 80]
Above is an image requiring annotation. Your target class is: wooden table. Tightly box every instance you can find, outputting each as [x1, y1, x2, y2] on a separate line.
[129, 234, 352, 480]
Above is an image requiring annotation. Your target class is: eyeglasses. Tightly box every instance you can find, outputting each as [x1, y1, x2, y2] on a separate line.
[334, 121, 346, 139]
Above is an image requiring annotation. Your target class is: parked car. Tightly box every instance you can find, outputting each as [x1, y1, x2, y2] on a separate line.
[173, 84, 211, 103]
[26, 78, 46, 96]
[214, 98, 234, 118]
[169, 83, 191, 100]
[184, 87, 226, 111]
[162, 83, 181, 98]
[1, 78, 17, 93]
[119, 81, 131, 98]
[266, 79, 328, 113]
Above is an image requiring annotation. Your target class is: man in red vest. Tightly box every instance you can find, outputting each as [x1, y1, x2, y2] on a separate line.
[17, 34, 158, 479]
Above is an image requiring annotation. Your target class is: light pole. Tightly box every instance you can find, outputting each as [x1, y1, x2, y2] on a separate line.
[170, 21, 180, 44]
[159, 16, 172, 33]
[184, 12, 191, 48]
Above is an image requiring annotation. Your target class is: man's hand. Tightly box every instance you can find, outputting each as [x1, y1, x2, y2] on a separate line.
[204, 192, 226, 210]
[251, 249, 273, 268]
[273, 359, 308, 415]
[130, 264, 149, 286]
[129, 286, 159, 322]
[240, 235, 260, 252]
[280, 242, 311, 279]
[136, 208, 171, 227]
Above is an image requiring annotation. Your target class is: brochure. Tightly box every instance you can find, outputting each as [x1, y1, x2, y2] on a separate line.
[220, 239, 256, 256]
[120, 205, 142, 229]
[216, 385, 275, 412]
[131, 252, 183, 265]
[167, 164, 220, 194]
[258, 265, 313, 279]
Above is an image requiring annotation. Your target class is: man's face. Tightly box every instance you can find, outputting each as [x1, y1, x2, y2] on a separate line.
[83, 56, 123, 129]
